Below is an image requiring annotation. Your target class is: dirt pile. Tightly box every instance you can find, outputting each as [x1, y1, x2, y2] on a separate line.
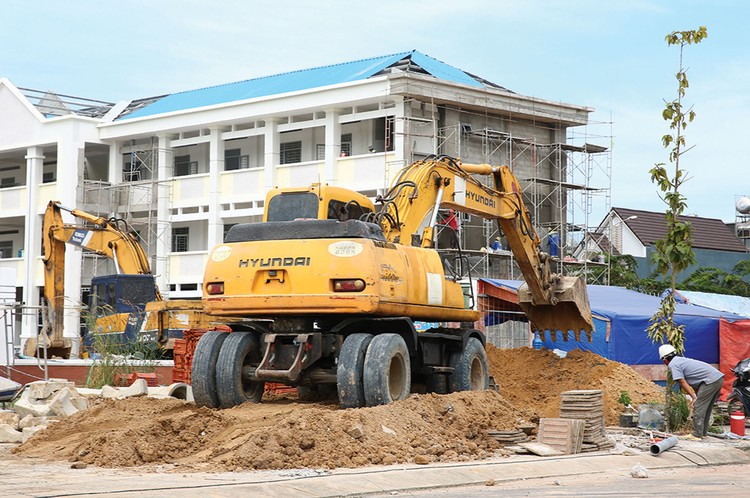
[13, 390, 525, 471]
[486, 346, 664, 425]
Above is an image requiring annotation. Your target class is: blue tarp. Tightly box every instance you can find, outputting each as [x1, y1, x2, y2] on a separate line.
[482, 279, 748, 365]
[667, 289, 750, 319]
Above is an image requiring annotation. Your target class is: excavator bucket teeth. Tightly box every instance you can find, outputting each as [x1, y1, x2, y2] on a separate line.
[517, 277, 594, 341]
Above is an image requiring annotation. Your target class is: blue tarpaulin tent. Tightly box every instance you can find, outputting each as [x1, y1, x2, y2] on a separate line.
[481, 279, 747, 365]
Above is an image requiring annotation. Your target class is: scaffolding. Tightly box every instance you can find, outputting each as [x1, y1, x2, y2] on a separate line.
[423, 102, 613, 283]
[76, 138, 174, 293]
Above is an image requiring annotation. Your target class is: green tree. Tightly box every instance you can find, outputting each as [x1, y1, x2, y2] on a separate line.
[646, 26, 707, 355]
[645, 27, 707, 432]
[680, 262, 750, 297]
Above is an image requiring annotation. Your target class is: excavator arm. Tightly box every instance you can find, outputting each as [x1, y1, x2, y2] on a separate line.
[374, 155, 593, 335]
[29, 201, 161, 357]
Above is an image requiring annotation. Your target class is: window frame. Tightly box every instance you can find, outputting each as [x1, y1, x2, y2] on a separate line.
[172, 227, 189, 253]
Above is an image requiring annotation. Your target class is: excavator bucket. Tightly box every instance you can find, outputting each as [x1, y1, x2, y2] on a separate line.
[517, 276, 594, 341]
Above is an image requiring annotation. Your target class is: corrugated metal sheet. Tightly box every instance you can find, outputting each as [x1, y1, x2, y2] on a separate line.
[120, 50, 485, 120]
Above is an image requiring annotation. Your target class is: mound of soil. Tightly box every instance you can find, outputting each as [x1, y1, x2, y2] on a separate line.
[14, 345, 663, 471]
[14, 390, 524, 471]
[486, 345, 664, 425]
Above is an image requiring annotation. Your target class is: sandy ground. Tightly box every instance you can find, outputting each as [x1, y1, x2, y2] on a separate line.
[12, 346, 666, 472]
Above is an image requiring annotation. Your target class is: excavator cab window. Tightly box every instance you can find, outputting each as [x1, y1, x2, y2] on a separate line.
[267, 192, 319, 221]
[89, 274, 156, 318]
[327, 200, 373, 221]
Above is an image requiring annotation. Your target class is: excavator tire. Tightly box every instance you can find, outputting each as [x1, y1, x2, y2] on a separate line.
[336, 333, 373, 408]
[191, 331, 228, 408]
[363, 333, 411, 406]
[448, 337, 489, 392]
[215, 331, 265, 408]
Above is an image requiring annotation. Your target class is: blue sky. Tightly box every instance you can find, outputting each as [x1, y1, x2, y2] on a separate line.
[2, 1, 747, 223]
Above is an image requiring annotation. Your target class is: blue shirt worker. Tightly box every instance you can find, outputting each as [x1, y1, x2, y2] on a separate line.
[659, 344, 724, 438]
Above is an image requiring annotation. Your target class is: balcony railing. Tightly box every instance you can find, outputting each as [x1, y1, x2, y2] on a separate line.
[168, 251, 208, 283]
[0, 186, 26, 217]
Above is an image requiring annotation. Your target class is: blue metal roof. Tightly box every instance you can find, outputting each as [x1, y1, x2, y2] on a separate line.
[119, 50, 486, 120]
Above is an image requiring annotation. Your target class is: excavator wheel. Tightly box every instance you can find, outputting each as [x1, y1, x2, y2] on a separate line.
[363, 334, 411, 406]
[448, 337, 489, 392]
[191, 331, 228, 408]
[337, 333, 373, 408]
[215, 332, 265, 408]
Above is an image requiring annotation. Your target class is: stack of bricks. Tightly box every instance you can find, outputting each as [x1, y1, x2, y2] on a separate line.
[559, 389, 615, 452]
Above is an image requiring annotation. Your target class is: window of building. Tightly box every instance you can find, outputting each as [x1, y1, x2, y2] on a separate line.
[172, 227, 189, 253]
[0, 240, 13, 258]
[280, 141, 302, 165]
[314, 134, 352, 160]
[341, 133, 352, 156]
[123, 157, 144, 182]
[42, 172, 56, 183]
[174, 155, 193, 176]
[225, 149, 243, 171]
[0, 177, 17, 188]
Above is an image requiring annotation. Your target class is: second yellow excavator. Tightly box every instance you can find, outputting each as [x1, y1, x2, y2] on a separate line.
[26, 201, 228, 358]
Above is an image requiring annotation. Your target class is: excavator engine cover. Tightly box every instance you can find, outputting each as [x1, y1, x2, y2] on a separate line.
[517, 276, 594, 340]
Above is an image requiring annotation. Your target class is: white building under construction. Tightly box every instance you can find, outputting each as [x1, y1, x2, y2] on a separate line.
[0, 50, 609, 357]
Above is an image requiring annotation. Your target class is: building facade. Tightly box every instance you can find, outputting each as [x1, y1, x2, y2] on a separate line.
[0, 50, 597, 356]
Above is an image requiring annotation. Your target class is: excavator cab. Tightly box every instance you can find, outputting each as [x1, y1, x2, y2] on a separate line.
[264, 185, 376, 222]
[87, 274, 157, 346]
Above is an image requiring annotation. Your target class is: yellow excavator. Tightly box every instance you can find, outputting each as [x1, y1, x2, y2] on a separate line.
[195, 155, 593, 408]
[25, 201, 225, 358]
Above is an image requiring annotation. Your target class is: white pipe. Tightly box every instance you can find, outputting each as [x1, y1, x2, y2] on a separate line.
[649, 435, 678, 456]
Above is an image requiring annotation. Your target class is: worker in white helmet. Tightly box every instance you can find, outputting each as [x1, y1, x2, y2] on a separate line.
[659, 344, 724, 439]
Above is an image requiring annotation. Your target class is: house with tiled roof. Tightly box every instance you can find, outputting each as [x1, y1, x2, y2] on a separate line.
[578, 207, 748, 281]
[0, 50, 600, 355]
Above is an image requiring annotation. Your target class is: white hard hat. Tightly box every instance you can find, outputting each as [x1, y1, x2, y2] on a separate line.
[659, 344, 677, 360]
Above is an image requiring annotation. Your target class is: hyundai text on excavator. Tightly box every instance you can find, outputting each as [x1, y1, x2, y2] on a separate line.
[25, 201, 227, 358]
[195, 155, 594, 408]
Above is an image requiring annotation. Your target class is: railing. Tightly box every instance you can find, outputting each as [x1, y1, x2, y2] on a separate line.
[219, 168, 265, 201]
[0, 185, 26, 216]
[172, 174, 208, 207]
[0, 259, 24, 286]
[168, 251, 208, 283]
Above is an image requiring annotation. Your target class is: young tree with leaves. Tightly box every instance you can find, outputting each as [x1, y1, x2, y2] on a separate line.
[646, 26, 707, 354]
[646, 26, 708, 432]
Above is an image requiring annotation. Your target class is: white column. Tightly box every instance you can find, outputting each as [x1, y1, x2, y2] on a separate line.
[264, 120, 279, 190]
[108, 142, 122, 186]
[155, 135, 171, 298]
[20, 147, 44, 350]
[57, 140, 85, 357]
[324, 109, 341, 184]
[207, 128, 224, 250]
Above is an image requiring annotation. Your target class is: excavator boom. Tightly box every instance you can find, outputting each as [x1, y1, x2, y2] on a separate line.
[375, 156, 593, 335]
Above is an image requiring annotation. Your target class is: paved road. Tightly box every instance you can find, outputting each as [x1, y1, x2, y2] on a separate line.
[374, 462, 750, 497]
[2, 439, 749, 497]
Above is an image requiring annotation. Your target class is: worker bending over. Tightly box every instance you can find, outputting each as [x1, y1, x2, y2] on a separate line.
[659, 344, 724, 439]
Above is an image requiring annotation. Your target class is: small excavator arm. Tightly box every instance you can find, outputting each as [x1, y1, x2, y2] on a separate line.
[374, 155, 593, 335]
[29, 201, 162, 357]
